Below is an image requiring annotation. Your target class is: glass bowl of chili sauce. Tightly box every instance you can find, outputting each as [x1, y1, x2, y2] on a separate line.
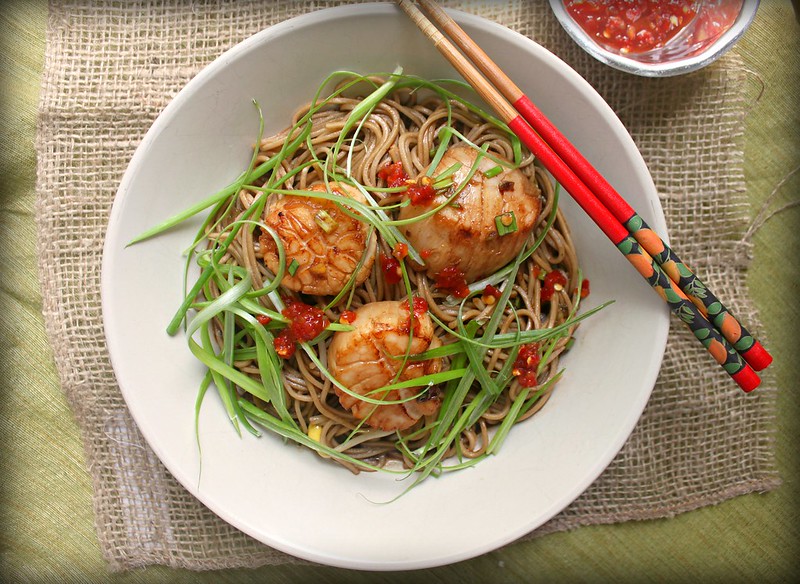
[549, 0, 759, 76]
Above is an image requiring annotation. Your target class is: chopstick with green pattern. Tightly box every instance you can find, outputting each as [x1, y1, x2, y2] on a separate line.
[402, 0, 771, 392]
[414, 0, 772, 375]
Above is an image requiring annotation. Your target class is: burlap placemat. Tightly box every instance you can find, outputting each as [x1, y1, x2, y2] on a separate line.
[35, 0, 780, 571]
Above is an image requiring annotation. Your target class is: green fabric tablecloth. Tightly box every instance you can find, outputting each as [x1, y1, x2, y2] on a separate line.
[2, 1, 797, 581]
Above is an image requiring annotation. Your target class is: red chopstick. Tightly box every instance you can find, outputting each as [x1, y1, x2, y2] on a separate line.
[413, 0, 772, 373]
[397, 0, 764, 392]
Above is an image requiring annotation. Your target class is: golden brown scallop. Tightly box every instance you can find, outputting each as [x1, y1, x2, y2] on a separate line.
[260, 182, 376, 296]
[398, 143, 541, 283]
[328, 299, 442, 431]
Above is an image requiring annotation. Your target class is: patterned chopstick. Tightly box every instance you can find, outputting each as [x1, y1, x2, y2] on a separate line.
[398, 0, 762, 392]
[411, 0, 772, 373]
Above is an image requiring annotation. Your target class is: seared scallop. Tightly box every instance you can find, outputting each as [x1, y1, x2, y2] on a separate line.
[398, 143, 541, 283]
[260, 182, 376, 296]
[328, 299, 443, 432]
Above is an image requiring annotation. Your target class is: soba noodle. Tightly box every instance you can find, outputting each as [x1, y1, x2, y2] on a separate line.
[185, 72, 594, 478]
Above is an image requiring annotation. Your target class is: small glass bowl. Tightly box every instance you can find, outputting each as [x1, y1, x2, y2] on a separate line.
[548, 0, 760, 77]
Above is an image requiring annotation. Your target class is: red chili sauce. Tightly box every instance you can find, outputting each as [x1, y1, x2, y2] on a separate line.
[482, 284, 501, 303]
[402, 296, 429, 318]
[379, 161, 437, 205]
[339, 309, 357, 325]
[392, 242, 409, 260]
[398, 296, 430, 334]
[434, 265, 470, 299]
[378, 161, 408, 188]
[406, 180, 437, 205]
[273, 299, 330, 359]
[380, 253, 403, 284]
[565, 0, 742, 59]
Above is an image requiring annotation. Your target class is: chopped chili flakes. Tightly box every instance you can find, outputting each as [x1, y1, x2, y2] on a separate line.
[256, 314, 272, 326]
[406, 176, 437, 205]
[273, 299, 330, 360]
[512, 342, 541, 387]
[579, 279, 590, 299]
[482, 284, 501, 305]
[540, 270, 568, 303]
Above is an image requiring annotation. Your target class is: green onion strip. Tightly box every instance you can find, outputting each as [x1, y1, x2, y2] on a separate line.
[128, 68, 609, 493]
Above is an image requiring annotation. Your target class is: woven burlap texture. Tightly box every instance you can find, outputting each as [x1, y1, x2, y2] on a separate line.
[35, 0, 780, 571]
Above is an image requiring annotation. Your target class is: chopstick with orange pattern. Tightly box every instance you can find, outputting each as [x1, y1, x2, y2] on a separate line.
[412, 0, 772, 374]
[397, 0, 769, 392]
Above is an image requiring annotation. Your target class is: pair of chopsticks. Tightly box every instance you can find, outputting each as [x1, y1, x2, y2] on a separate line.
[397, 0, 772, 392]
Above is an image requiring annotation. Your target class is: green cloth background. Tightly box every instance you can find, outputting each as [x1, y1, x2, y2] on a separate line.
[1, 1, 797, 582]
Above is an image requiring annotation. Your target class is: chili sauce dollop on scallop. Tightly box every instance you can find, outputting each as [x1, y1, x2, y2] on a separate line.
[260, 182, 376, 296]
[328, 299, 442, 432]
[398, 144, 542, 283]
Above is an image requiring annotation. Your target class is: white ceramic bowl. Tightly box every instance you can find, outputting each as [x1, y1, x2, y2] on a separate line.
[549, 0, 760, 77]
[102, 3, 669, 570]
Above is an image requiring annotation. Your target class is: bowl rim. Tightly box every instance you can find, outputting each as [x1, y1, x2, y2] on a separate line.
[548, 0, 760, 77]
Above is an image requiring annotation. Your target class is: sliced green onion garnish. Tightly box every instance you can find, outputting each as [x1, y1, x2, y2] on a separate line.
[484, 165, 503, 178]
[314, 209, 337, 233]
[287, 258, 300, 276]
[495, 211, 518, 236]
[433, 161, 462, 182]
[425, 127, 453, 176]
